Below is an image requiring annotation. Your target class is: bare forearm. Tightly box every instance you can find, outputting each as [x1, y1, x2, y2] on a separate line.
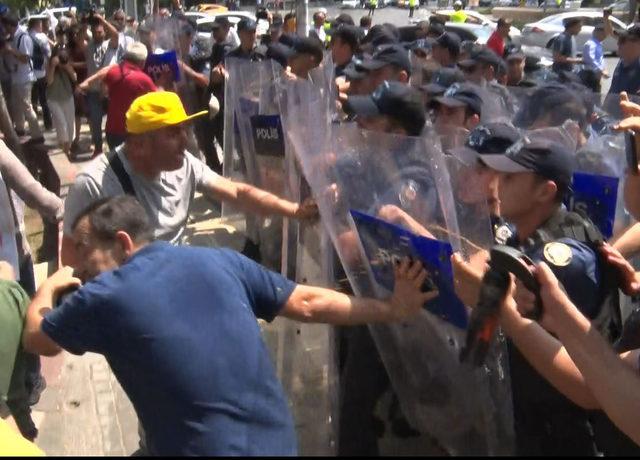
[625, 173, 640, 221]
[0, 141, 62, 222]
[46, 65, 56, 85]
[553, 305, 640, 445]
[23, 283, 60, 356]
[613, 222, 640, 258]
[235, 182, 297, 218]
[64, 65, 77, 83]
[500, 302, 599, 409]
[85, 63, 114, 86]
[282, 285, 396, 325]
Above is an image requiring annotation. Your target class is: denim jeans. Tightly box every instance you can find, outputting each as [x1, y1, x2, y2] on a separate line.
[86, 91, 104, 152]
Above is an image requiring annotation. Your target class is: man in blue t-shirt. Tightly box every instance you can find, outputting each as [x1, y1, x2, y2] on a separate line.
[21, 196, 435, 456]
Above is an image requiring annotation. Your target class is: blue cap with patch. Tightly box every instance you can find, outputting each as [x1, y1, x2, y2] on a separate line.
[481, 131, 576, 189]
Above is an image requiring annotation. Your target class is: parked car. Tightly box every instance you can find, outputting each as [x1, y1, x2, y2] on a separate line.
[340, 0, 362, 8]
[520, 11, 628, 54]
[444, 23, 493, 43]
[195, 11, 258, 43]
[433, 9, 522, 44]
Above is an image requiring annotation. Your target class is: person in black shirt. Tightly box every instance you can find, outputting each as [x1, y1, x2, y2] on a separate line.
[331, 25, 360, 78]
[226, 18, 260, 61]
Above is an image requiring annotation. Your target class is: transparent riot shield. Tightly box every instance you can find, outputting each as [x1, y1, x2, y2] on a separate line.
[286, 81, 514, 455]
[265, 75, 338, 455]
[430, 83, 511, 151]
[221, 58, 287, 270]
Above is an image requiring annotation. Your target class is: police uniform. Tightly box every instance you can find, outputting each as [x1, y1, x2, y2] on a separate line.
[479, 134, 635, 456]
[508, 207, 623, 456]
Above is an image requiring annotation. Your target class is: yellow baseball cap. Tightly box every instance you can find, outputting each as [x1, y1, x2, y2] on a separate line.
[126, 91, 208, 134]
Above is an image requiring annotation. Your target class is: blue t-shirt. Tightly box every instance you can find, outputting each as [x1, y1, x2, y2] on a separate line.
[41, 242, 298, 456]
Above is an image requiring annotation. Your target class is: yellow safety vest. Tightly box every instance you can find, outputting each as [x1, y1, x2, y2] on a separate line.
[324, 22, 332, 44]
[370, 0, 378, 7]
[450, 10, 468, 23]
[409, 0, 417, 7]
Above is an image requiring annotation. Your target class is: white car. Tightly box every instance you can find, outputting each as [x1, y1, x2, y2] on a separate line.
[340, 0, 362, 8]
[433, 9, 522, 45]
[195, 11, 258, 41]
[520, 11, 628, 54]
[184, 11, 210, 21]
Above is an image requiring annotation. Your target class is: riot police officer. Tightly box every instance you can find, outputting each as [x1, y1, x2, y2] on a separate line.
[476, 133, 626, 455]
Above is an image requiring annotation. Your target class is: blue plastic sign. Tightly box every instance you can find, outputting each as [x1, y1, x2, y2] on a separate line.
[567, 172, 619, 239]
[250, 115, 285, 157]
[145, 50, 181, 83]
[350, 209, 468, 329]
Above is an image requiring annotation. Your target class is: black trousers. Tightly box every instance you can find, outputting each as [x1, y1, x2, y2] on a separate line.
[31, 77, 52, 129]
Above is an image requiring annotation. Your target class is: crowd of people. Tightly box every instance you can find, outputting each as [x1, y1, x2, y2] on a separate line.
[2, 0, 640, 456]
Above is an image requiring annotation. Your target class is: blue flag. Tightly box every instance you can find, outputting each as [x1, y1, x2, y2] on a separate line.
[567, 172, 619, 239]
[144, 50, 181, 83]
[350, 209, 468, 329]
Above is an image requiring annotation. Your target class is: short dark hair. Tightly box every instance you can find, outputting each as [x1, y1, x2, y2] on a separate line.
[28, 18, 42, 29]
[334, 13, 355, 26]
[1, 13, 18, 28]
[360, 15, 372, 28]
[72, 196, 154, 244]
[294, 36, 324, 63]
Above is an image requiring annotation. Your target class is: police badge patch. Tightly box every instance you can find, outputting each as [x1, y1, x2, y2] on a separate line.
[543, 242, 573, 267]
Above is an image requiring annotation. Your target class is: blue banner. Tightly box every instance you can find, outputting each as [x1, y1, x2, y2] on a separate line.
[350, 209, 468, 329]
[567, 172, 619, 239]
[144, 50, 181, 83]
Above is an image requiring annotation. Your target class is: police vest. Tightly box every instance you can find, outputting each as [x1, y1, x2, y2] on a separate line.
[511, 208, 636, 456]
[370, 0, 378, 7]
[409, 0, 417, 7]
[520, 209, 621, 342]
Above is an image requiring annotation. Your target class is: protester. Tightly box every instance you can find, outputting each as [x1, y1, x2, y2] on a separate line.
[84, 13, 120, 157]
[23, 195, 435, 455]
[61, 91, 317, 266]
[486, 17, 512, 58]
[46, 30, 77, 155]
[68, 24, 88, 152]
[1, 13, 43, 143]
[27, 17, 52, 132]
[552, 17, 583, 74]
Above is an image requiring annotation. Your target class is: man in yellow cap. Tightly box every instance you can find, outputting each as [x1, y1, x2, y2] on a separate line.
[60, 91, 317, 266]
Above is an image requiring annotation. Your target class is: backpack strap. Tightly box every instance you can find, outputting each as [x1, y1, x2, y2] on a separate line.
[107, 150, 136, 198]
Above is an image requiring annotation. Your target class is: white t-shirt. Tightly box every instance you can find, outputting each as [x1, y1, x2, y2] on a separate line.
[29, 31, 51, 80]
[10, 30, 35, 85]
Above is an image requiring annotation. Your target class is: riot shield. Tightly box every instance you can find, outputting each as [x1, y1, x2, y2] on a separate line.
[286, 81, 514, 454]
[270, 74, 338, 455]
[430, 83, 511, 151]
[575, 125, 628, 240]
[221, 58, 288, 270]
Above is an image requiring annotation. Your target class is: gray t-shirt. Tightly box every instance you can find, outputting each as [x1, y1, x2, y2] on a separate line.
[85, 39, 118, 90]
[63, 147, 221, 243]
